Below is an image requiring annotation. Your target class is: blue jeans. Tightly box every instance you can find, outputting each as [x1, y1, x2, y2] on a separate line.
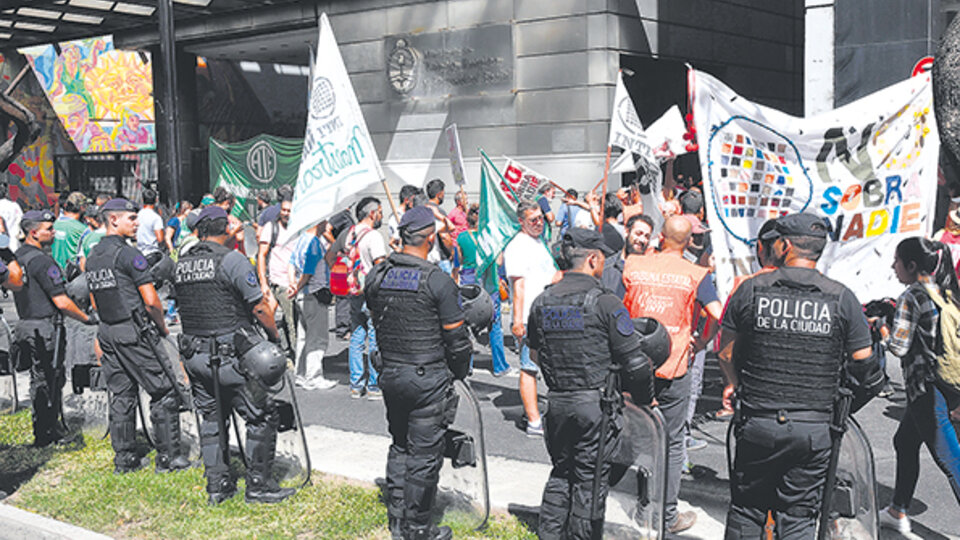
[348, 298, 379, 391]
[891, 382, 960, 511]
[490, 295, 509, 374]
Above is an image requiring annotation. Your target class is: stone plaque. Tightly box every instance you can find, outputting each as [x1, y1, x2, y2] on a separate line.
[385, 25, 514, 98]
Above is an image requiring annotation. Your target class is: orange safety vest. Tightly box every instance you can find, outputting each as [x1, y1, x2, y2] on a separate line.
[623, 252, 709, 379]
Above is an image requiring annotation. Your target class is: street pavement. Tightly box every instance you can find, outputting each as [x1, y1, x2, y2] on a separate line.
[2, 294, 959, 538]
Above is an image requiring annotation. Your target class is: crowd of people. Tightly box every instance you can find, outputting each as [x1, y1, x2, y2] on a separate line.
[0, 165, 958, 539]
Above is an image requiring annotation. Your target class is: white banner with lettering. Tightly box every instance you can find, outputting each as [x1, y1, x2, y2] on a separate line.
[692, 69, 938, 302]
[290, 13, 384, 237]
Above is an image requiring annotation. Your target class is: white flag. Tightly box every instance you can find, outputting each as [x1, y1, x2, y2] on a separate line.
[607, 72, 652, 157]
[289, 13, 384, 237]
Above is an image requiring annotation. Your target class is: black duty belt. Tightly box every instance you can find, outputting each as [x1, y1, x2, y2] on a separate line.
[741, 406, 831, 424]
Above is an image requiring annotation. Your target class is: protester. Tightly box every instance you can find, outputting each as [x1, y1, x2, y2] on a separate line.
[622, 215, 723, 533]
[601, 213, 654, 299]
[554, 188, 586, 237]
[536, 183, 557, 237]
[52, 191, 88, 270]
[164, 200, 193, 255]
[718, 213, 875, 538]
[344, 196, 387, 399]
[425, 178, 456, 273]
[504, 200, 561, 436]
[600, 193, 625, 254]
[213, 186, 245, 249]
[388, 184, 422, 251]
[678, 190, 710, 264]
[0, 183, 23, 252]
[879, 237, 960, 534]
[77, 204, 106, 271]
[447, 189, 469, 236]
[256, 194, 297, 353]
[287, 220, 336, 390]
[134, 188, 165, 262]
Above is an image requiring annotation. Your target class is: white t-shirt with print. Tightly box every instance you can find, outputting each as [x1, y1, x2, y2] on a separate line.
[504, 232, 557, 323]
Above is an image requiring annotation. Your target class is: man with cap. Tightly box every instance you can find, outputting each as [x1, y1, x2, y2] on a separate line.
[527, 228, 655, 540]
[364, 205, 472, 540]
[84, 198, 190, 473]
[719, 213, 875, 538]
[174, 206, 294, 505]
[14, 209, 95, 446]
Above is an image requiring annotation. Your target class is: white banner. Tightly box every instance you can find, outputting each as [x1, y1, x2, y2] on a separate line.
[445, 124, 466, 186]
[608, 71, 652, 156]
[501, 157, 552, 202]
[290, 13, 384, 237]
[611, 104, 688, 173]
[692, 70, 938, 302]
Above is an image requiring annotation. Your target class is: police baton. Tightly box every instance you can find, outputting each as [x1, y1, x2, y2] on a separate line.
[209, 340, 231, 470]
[590, 366, 621, 519]
[817, 388, 853, 540]
[46, 312, 66, 410]
[130, 310, 194, 410]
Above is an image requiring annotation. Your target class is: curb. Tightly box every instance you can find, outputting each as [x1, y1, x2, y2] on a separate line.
[0, 503, 112, 540]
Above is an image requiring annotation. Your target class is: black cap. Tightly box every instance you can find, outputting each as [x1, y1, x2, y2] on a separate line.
[398, 206, 435, 232]
[196, 206, 228, 225]
[23, 209, 55, 222]
[83, 205, 101, 219]
[760, 213, 830, 241]
[563, 228, 616, 256]
[101, 198, 138, 213]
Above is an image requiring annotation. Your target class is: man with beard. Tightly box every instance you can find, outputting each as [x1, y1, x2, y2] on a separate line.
[602, 213, 655, 300]
[14, 209, 93, 447]
[424, 179, 456, 273]
[86, 198, 190, 473]
[257, 194, 296, 350]
[345, 196, 387, 399]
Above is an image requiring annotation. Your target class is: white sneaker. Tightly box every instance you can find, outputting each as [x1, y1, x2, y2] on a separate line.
[311, 377, 338, 390]
[879, 505, 911, 535]
[294, 376, 311, 389]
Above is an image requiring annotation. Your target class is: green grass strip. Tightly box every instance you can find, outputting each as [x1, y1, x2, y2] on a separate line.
[0, 410, 536, 539]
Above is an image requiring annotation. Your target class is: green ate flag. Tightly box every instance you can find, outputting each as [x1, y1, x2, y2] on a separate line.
[476, 151, 521, 293]
[209, 134, 304, 221]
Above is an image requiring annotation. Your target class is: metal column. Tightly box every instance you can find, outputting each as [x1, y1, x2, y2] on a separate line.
[157, 0, 181, 203]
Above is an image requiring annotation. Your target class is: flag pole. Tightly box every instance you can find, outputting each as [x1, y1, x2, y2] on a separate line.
[598, 144, 612, 230]
[380, 178, 402, 223]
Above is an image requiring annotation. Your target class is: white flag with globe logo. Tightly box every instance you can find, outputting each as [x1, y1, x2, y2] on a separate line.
[608, 72, 656, 173]
[290, 13, 384, 237]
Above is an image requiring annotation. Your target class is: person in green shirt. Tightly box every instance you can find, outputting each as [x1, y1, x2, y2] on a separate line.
[78, 206, 106, 270]
[456, 204, 480, 285]
[52, 192, 88, 270]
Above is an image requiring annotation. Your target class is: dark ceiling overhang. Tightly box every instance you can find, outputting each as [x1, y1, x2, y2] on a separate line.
[0, 0, 313, 52]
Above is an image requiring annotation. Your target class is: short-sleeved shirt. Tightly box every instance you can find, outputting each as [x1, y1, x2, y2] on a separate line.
[290, 234, 329, 294]
[52, 216, 87, 269]
[537, 196, 552, 216]
[722, 266, 872, 356]
[448, 207, 468, 236]
[166, 216, 182, 247]
[351, 223, 387, 277]
[504, 232, 557, 322]
[136, 207, 164, 256]
[258, 220, 297, 287]
[80, 228, 106, 259]
[86, 235, 155, 317]
[14, 243, 66, 319]
[456, 230, 479, 270]
[222, 249, 264, 305]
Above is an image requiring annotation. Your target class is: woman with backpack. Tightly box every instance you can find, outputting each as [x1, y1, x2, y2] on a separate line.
[879, 237, 960, 535]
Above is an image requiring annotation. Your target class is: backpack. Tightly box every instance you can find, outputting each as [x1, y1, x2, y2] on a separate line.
[330, 225, 372, 297]
[921, 284, 960, 394]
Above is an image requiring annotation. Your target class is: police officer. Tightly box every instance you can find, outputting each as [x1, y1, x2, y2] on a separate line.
[718, 213, 876, 539]
[14, 209, 94, 446]
[174, 206, 294, 505]
[85, 198, 190, 473]
[364, 206, 472, 540]
[527, 228, 655, 540]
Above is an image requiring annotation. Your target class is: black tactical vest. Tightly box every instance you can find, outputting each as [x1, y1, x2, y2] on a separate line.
[13, 245, 58, 320]
[535, 287, 612, 391]
[366, 254, 445, 365]
[85, 239, 137, 324]
[737, 270, 844, 413]
[174, 242, 249, 336]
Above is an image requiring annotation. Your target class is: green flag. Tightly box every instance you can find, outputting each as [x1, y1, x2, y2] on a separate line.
[208, 134, 304, 221]
[476, 151, 520, 292]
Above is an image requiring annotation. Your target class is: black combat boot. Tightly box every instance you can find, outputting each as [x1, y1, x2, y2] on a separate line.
[243, 416, 295, 503]
[152, 394, 192, 473]
[114, 452, 150, 474]
[207, 475, 237, 505]
[244, 472, 295, 504]
[388, 515, 406, 540]
[404, 524, 452, 540]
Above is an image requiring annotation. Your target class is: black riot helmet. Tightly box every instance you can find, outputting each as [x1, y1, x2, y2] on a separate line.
[632, 317, 672, 369]
[150, 254, 175, 286]
[234, 328, 288, 393]
[460, 284, 494, 330]
[65, 272, 91, 311]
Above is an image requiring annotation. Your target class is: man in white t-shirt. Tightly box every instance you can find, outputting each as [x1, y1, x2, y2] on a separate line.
[257, 197, 298, 350]
[136, 188, 165, 257]
[346, 197, 387, 399]
[504, 201, 561, 437]
[0, 184, 22, 252]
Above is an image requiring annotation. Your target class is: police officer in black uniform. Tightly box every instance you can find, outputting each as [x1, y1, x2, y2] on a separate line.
[14, 209, 95, 446]
[718, 213, 876, 539]
[527, 228, 655, 540]
[174, 206, 294, 505]
[364, 206, 472, 540]
[85, 198, 190, 473]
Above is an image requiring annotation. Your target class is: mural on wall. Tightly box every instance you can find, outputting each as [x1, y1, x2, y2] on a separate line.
[0, 52, 75, 208]
[21, 36, 156, 153]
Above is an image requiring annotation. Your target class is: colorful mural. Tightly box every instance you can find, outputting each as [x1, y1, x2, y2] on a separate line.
[21, 36, 156, 153]
[0, 52, 74, 208]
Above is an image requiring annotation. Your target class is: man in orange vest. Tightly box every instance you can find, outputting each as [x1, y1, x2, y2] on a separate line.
[623, 215, 723, 534]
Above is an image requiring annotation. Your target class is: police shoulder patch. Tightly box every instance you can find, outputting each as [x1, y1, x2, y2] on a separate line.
[614, 307, 634, 336]
[246, 271, 258, 287]
[132, 254, 148, 271]
[382, 267, 421, 291]
[46, 264, 62, 282]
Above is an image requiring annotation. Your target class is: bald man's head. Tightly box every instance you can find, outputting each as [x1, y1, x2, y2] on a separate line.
[661, 215, 693, 250]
